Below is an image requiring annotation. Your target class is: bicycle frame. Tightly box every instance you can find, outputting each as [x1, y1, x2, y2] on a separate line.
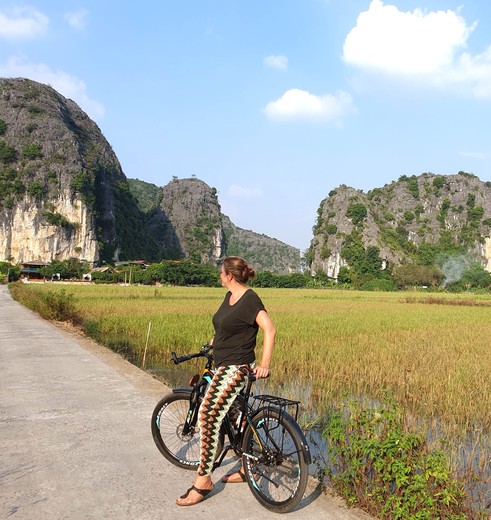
[170, 344, 311, 472]
[171, 345, 264, 464]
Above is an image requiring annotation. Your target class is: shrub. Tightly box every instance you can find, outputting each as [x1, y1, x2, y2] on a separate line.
[40, 289, 78, 321]
[0, 262, 20, 282]
[403, 211, 415, 223]
[22, 142, 43, 159]
[360, 278, 396, 291]
[43, 211, 73, 228]
[346, 203, 367, 226]
[433, 176, 445, 189]
[405, 176, 420, 199]
[320, 243, 331, 260]
[27, 181, 45, 199]
[70, 171, 95, 207]
[0, 140, 18, 163]
[8, 283, 79, 323]
[325, 223, 338, 235]
[323, 399, 472, 519]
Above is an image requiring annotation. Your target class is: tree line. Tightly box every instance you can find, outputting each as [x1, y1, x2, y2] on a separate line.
[1, 255, 490, 291]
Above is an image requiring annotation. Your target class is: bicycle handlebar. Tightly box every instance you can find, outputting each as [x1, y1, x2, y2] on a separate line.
[171, 344, 212, 365]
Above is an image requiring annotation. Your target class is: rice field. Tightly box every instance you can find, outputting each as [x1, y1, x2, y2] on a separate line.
[12, 283, 491, 507]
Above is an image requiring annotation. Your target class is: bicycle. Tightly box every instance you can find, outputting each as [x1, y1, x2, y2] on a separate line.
[151, 343, 311, 513]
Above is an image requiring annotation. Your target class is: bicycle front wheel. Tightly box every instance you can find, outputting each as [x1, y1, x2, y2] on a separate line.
[242, 407, 309, 513]
[151, 391, 201, 470]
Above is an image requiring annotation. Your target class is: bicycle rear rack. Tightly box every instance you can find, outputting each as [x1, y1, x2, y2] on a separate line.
[252, 394, 301, 422]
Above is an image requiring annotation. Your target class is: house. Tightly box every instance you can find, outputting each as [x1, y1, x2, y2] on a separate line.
[21, 260, 48, 281]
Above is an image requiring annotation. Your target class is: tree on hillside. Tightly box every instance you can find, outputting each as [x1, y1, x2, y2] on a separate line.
[392, 264, 443, 289]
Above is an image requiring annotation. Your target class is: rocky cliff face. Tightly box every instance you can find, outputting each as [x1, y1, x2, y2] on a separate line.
[310, 173, 491, 278]
[159, 177, 224, 263]
[2, 193, 98, 266]
[130, 177, 302, 273]
[0, 78, 300, 272]
[0, 77, 157, 265]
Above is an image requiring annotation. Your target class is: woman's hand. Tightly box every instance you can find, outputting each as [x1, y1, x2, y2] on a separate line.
[253, 365, 270, 379]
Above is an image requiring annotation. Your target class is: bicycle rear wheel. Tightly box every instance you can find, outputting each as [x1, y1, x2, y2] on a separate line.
[242, 407, 309, 513]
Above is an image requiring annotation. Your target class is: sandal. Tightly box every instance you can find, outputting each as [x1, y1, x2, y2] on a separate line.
[176, 484, 214, 506]
[221, 469, 246, 483]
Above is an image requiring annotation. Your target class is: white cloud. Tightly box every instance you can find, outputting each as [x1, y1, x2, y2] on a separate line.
[228, 185, 263, 198]
[344, 0, 473, 74]
[0, 7, 49, 40]
[0, 56, 105, 120]
[263, 55, 288, 70]
[65, 9, 89, 31]
[343, 0, 491, 98]
[447, 47, 491, 98]
[263, 88, 355, 124]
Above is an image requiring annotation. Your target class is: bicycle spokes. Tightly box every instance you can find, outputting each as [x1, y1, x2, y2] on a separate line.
[242, 406, 308, 512]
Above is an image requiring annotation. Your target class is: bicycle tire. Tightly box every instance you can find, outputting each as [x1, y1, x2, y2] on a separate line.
[242, 407, 309, 513]
[151, 390, 224, 470]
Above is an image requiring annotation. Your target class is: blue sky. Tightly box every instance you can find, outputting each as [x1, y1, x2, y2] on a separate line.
[1, 1, 491, 253]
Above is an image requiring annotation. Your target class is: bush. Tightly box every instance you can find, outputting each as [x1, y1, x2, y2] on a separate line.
[325, 224, 338, 235]
[346, 203, 367, 226]
[40, 289, 78, 321]
[360, 278, 396, 291]
[22, 142, 43, 159]
[9, 283, 79, 323]
[0, 262, 20, 282]
[27, 181, 45, 199]
[323, 399, 472, 519]
[433, 176, 445, 189]
[0, 140, 18, 163]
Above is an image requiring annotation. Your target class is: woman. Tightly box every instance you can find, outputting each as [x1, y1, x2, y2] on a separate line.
[176, 256, 276, 506]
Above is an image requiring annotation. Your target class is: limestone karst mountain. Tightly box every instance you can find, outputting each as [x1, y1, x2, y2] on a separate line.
[128, 177, 302, 273]
[0, 77, 161, 265]
[309, 173, 491, 278]
[0, 78, 300, 273]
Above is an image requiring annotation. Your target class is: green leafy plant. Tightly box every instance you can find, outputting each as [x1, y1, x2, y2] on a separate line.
[9, 283, 79, 322]
[22, 142, 43, 159]
[0, 140, 18, 163]
[70, 171, 95, 207]
[27, 181, 45, 199]
[346, 203, 367, 226]
[43, 211, 75, 229]
[404, 176, 420, 199]
[323, 398, 473, 519]
[433, 176, 445, 189]
[325, 223, 338, 235]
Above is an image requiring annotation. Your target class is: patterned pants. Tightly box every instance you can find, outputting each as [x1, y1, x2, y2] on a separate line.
[197, 364, 248, 477]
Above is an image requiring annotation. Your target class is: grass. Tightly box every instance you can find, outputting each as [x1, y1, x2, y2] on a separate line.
[9, 282, 491, 510]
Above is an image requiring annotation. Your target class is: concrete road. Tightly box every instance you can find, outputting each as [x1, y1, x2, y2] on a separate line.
[0, 285, 372, 520]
